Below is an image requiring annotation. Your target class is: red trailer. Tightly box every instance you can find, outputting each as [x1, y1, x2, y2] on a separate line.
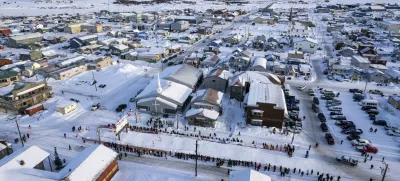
[25, 104, 44, 116]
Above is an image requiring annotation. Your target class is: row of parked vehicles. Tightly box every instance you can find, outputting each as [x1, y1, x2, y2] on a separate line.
[284, 84, 302, 133]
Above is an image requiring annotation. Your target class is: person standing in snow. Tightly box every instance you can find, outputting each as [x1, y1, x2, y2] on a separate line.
[69, 145, 71, 150]
[64, 133, 66, 138]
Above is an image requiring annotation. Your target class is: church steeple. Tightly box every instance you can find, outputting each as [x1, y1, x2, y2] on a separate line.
[157, 72, 162, 94]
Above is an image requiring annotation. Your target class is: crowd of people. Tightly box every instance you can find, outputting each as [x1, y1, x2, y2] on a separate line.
[97, 140, 343, 181]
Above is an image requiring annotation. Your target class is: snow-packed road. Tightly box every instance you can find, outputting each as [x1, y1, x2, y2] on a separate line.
[121, 154, 228, 181]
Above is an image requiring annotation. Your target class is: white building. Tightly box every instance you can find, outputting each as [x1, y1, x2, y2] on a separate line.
[290, 23, 309, 37]
[250, 57, 267, 72]
[293, 38, 318, 53]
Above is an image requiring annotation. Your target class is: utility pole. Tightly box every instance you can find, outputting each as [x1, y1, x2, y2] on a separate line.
[176, 113, 179, 129]
[291, 119, 297, 144]
[195, 140, 198, 177]
[97, 127, 101, 144]
[92, 71, 98, 91]
[15, 118, 24, 147]
[382, 163, 388, 181]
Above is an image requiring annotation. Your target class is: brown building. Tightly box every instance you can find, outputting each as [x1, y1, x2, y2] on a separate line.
[87, 56, 112, 71]
[0, 81, 52, 114]
[0, 58, 13, 67]
[0, 70, 20, 88]
[64, 144, 118, 181]
[244, 81, 286, 128]
[230, 71, 284, 102]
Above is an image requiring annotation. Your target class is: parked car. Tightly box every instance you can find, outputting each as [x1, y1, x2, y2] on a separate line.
[312, 104, 320, 113]
[387, 130, 400, 137]
[91, 103, 100, 111]
[351, 139, 371, 146]
[298, 85, 306, 91]
[357, 145, 378, 153]
[349, 89, 363, 94]
[331, 115, 346, 120]
[330, 111, 343, 116]
[321, 95, 334, 100]
[347, 133, 360, 140]
[367, 109, 379, 115]
[116, 104, 127, 112]
[336, 155, 358, 166]
[373, 120, 387, 126]
[369, 89, 383, 96]
[369, 114, 376, 121]
[362, 106, 376, 111]
[325, 133, 335, 145]
[353, 94, 365, 101]
[327, 99, 341, 104]
[287, 106, 299, 111]
[342, 128, 363, 135]
[384, 125, 399, 131]
[70, 98, 80, 103]
[335, 120, 352, 125]
[328, 106, 342, 111]
[318, 113, 326, 122]
[326, 102, 341, 107]
[313, 97, 319, 105]
[321, 123, 329, 132]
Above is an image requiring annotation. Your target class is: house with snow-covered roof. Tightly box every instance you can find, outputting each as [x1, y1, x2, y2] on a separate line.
[388, 95, 400, 109]
[244, 81, 286, 128]
[202, 68, 233, 93]
[185, 108, 219, 127]
[136, 74, 193, 115]
[250, 57, 267, 72]
[201, 55, 220, 68]
[0, 144, 118, 181]
[293, 38, 318, 53]
[190, 88, 224, 113]
[230, 71, 283, 102]
[160, 64, 203, 90]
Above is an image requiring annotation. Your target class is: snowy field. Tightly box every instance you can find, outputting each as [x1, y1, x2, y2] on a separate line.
[112, 161, 208, 181]
[0, 0, 268, 16]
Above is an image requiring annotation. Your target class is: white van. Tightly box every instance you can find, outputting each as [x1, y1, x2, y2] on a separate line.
[328, 106, 342, 111]
[284, 84, 290, 95]
[361, 100, 378, 108]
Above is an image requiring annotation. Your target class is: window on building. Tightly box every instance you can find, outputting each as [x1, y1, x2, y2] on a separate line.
[10, 77, 17, 81]
[212, 80, 216, 82]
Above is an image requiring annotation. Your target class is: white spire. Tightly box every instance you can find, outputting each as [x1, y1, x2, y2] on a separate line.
[157, 72, 162, 94]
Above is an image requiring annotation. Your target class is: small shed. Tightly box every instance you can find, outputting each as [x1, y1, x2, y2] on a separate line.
[24, 104, 44, 116]
[56, 101, 77, 115]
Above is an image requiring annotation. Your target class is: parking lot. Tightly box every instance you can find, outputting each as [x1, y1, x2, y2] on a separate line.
[313, 88, 400, 161]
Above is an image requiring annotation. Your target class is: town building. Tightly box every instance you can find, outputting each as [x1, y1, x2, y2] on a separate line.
[56, 101, 77, 114]
[351, 55, 371, 69]
[8, 33, 43, 48]
[0, 71, 20, 88]
[0, 81, 52, 114]
[171, 21, 190, 32]
[293, 38, 318, 53]
[388, 95, 400, 109]
[202, 68, 232, 93]
[244, 81, 286, 128]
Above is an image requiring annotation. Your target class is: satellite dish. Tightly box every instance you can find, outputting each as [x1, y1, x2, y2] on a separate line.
[15, 97, 19, 100]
